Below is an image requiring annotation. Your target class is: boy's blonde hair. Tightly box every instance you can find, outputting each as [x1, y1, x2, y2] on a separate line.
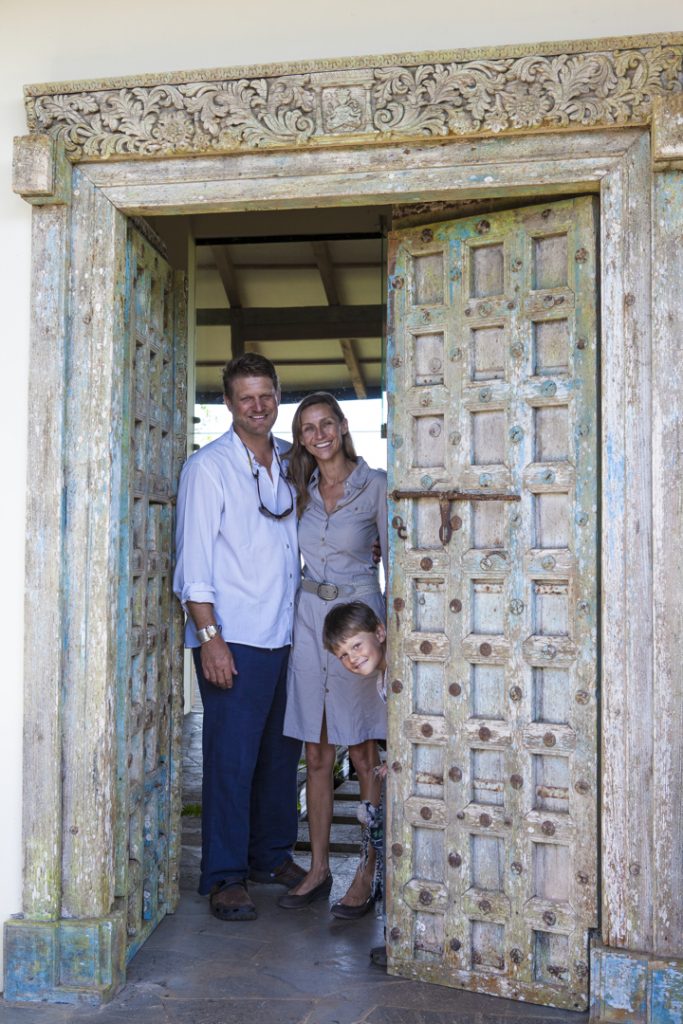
[322, 601, 384, 653]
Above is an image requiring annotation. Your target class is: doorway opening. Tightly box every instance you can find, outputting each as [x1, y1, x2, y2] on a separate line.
[150, 203, 392, 882]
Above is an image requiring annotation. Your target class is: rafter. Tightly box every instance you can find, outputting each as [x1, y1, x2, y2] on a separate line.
[339, 339, 367, 399]
[211, 245, 244, 357]
[311, 241, 367, 398]
[311, 241, 340, 306]
[211, 246, 242, 308]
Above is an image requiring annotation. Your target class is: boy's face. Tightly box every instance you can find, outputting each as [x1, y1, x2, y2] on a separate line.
[334, 626, 387, 677]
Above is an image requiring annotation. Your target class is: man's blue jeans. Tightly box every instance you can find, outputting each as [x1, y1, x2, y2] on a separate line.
[193, 643, 302, 895]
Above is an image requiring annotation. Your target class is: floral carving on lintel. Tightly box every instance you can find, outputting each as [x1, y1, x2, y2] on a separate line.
[30, 76, 318, 158]
[373, 48, 682, 135]
[26, 44, 683, 160]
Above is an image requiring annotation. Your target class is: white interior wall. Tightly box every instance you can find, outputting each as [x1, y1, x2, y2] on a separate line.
[0, 0, 679, 987]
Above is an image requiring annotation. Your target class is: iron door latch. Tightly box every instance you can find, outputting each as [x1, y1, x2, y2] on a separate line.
[390, 489, 520, 546]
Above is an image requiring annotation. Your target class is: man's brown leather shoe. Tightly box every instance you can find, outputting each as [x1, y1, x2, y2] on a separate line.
[209, 880, 257, 921]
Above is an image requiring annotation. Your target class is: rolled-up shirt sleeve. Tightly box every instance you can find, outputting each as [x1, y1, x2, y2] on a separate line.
[173, 456, 224, 609]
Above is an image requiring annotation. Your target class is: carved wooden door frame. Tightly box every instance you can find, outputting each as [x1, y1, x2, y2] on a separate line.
[8, 34, 683, 1020]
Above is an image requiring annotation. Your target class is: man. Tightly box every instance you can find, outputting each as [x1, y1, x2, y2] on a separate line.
[173, 354, 305, 921]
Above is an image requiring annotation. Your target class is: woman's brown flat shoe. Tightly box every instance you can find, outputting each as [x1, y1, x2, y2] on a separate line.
[330, 895, 374, 920]
[277, 873, 333, 909]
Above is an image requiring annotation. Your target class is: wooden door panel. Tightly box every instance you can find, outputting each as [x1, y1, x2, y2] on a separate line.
[386, 198, 598, 1011]
[115, 225, 186, 959]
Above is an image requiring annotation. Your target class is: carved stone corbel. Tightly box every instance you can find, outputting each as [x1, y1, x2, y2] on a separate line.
[12, 133, 71, 205]
[652, 94, 683, 170]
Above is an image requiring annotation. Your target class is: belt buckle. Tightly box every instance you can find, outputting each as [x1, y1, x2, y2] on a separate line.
[317, 582, 339, 601]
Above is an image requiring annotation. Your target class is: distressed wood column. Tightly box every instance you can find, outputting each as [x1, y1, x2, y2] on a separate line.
[11, 135, 71, 919]
[651, 96, 683, 1021]
[4, 142, 127, 1005]
[652, 100, 683, 963]
[60, 168, 128, 921]
[591, 110, 683, 1024]
[600, 130, 654, 953]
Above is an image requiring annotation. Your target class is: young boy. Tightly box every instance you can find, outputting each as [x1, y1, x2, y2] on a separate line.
[322, 601, 388, 967]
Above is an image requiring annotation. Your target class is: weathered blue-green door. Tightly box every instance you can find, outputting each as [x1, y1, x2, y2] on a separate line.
[116, 224, 187, 958]
[385, 198, 598, 1010]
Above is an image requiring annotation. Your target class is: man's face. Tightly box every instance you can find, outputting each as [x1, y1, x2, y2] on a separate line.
[333, 626, 387, 677]
[225, 375, 280, 443]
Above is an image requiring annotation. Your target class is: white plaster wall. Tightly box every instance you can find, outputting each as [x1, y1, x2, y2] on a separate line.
[0, 0, 679, 988]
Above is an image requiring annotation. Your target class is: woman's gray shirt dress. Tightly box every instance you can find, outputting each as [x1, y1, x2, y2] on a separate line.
[284, 458, 388, 746]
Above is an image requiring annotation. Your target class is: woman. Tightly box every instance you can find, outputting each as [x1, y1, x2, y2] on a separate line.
[279, 392, 387, 917]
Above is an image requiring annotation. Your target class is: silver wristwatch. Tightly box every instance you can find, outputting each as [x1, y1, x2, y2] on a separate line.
[196, 623, 221, 645]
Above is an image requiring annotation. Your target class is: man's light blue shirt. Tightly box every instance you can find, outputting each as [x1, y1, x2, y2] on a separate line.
[173, 427, 299, 649]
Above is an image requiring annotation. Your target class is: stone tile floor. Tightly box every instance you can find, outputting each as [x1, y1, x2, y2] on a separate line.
[0, 710, 588, 1023]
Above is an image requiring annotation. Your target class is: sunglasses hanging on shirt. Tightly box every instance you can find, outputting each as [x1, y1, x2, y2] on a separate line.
[241, 438, 294, 520]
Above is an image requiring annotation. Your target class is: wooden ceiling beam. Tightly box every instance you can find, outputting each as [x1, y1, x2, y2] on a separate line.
[197, 356, 380, 368]
[196, 305, 383, 342]
[203, 261, 380, 271]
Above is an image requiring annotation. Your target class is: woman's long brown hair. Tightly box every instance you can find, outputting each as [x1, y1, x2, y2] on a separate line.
[289, 392, 358, 517]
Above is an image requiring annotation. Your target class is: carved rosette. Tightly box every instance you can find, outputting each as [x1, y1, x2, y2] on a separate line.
[24, 40, 683, 160]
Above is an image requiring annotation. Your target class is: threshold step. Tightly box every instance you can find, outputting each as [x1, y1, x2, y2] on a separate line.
[296, 840, 361, 855]
[332, 799, 360, 824]
[297, 820, 361, 856]
[334, 780, 361, 800]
